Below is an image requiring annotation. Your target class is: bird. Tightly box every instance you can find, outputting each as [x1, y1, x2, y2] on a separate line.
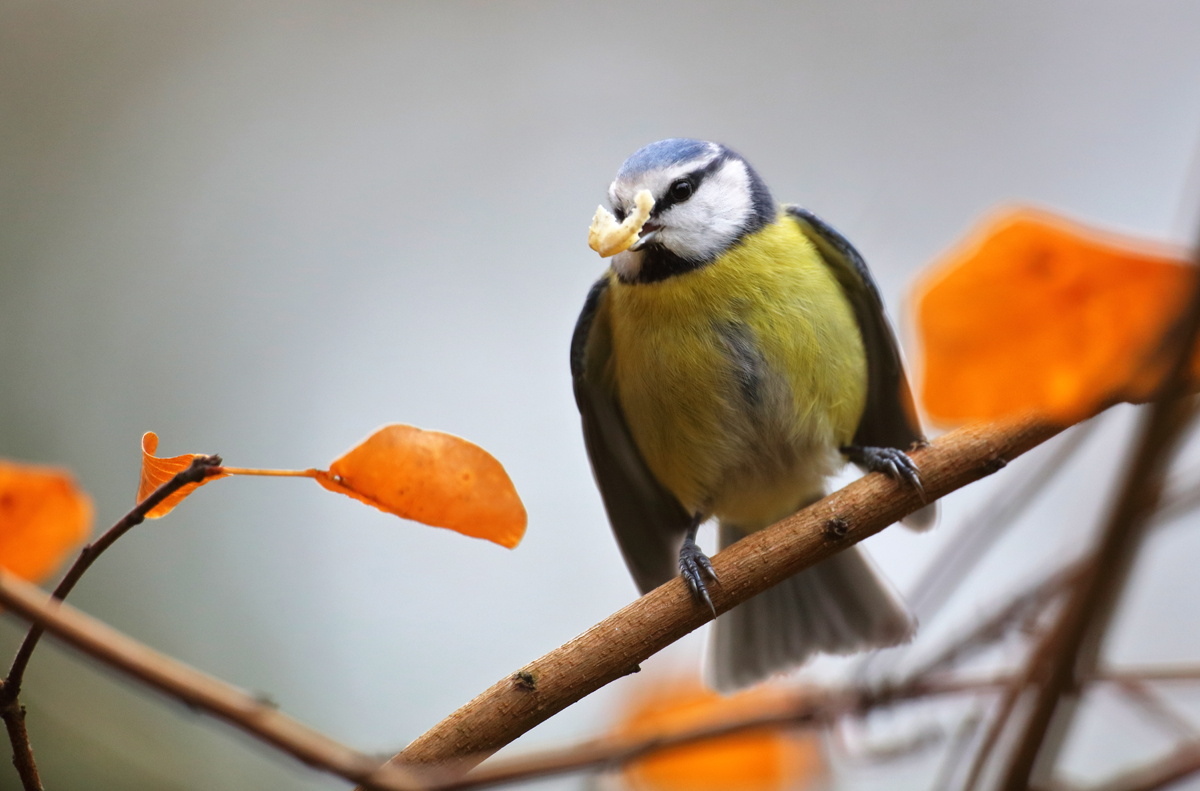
[571, 138, 934, 692]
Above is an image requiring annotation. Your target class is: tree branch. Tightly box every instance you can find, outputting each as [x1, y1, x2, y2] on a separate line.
[0, 570, 426, 791]
[998, 266, 1200, 790]
[377, 415, 1062, 781]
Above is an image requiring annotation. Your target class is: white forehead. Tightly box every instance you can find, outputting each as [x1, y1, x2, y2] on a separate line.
[607, 148, 723, 208]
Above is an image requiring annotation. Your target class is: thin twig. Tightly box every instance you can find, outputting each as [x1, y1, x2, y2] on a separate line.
[910, 421, 1097, 620]
[367, 415, 1062, 783]
[1112, 679, 1197, 739]
[932, 708, 987, 791]
[1087, 741, 1200, 791]
[0, 454, 224, 791]
[997, 257, 1200, 789]
[1103, 666, 1200, 683]
[0, 699, 40, 791]
[4, 454, 224, 694]
[910, 563, 1082, 681]
[1152, 473, 1200, 525]
[960, 624, 1057, 791]
[0, 569, 426, 791]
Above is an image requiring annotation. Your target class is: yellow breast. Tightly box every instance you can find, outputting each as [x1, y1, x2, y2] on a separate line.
[606, 213, 867, 522]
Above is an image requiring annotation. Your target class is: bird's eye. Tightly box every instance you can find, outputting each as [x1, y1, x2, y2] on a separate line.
[669, 180, 694, 202]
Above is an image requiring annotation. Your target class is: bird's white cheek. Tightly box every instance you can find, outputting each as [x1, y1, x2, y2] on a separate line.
[611, 249, 642, 281]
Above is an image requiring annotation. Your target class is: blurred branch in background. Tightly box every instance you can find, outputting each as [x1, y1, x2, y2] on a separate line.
[1088, 741, 1200, 791]
[994, 221, 1200, 791]
[906, 421, 1098, 623]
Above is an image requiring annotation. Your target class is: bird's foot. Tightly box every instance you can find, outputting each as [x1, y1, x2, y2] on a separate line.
[842, 444, 926, 500]
[679, 536, 718, 617]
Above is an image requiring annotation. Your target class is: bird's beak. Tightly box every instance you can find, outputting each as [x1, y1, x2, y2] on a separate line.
[588, 190, 655, 258]
[630, 224, 660, 251]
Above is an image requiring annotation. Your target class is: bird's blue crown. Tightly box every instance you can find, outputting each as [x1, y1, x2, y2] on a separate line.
[616, 138, 718, 179]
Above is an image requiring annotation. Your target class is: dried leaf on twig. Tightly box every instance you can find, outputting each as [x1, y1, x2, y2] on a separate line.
[137, 432, 228, 518]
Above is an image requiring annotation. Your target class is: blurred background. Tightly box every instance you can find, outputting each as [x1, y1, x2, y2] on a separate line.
[3, 1, 1200, 789]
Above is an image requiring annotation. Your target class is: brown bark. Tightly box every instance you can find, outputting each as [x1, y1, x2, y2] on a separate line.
[0, 570, 424, 791]
[387, 414, 1062, 778]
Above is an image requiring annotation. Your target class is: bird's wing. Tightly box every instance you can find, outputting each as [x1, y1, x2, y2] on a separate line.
[786, 207, 936, 531]
[572, 275, 692, 594]
[784, 206, 925, 453]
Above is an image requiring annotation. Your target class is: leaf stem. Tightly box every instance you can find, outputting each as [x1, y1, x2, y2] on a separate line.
[218, 467, 321, 478]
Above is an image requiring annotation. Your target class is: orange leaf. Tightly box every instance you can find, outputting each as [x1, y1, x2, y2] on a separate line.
[0, 460, 93, 583]
[916, 208, 1196, 425]
[314, 424, 527, 548]
[137, 432, 227, 518]
[615, 680, 824, 791]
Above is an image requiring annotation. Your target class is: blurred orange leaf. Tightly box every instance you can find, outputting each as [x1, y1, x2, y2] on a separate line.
[313, 424, 526, 548]
[615, 680, 824, 791]
[0, 460, 93, 583]
[138, 432, 228, 518]
[917, 208, 1196, 425]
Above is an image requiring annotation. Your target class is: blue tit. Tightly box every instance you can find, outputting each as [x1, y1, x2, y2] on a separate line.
[571, 138, 935, 692]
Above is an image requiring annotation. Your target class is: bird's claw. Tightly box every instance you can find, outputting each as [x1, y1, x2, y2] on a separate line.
[679, 537, 718, 617]
[842, 445, 926, 501]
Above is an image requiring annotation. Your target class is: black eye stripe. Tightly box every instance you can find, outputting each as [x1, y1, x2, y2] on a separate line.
[652, 153, 729, 215]
[609, 153, 732, 221]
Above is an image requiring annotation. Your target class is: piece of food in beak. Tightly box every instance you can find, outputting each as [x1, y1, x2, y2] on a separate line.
[588, 190, 654, 258]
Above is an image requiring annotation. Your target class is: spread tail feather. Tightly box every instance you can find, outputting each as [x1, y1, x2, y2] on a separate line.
[708, 533, 914, 693]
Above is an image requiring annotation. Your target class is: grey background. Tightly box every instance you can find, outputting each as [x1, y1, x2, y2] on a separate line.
[2, 1, 1200, 789]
